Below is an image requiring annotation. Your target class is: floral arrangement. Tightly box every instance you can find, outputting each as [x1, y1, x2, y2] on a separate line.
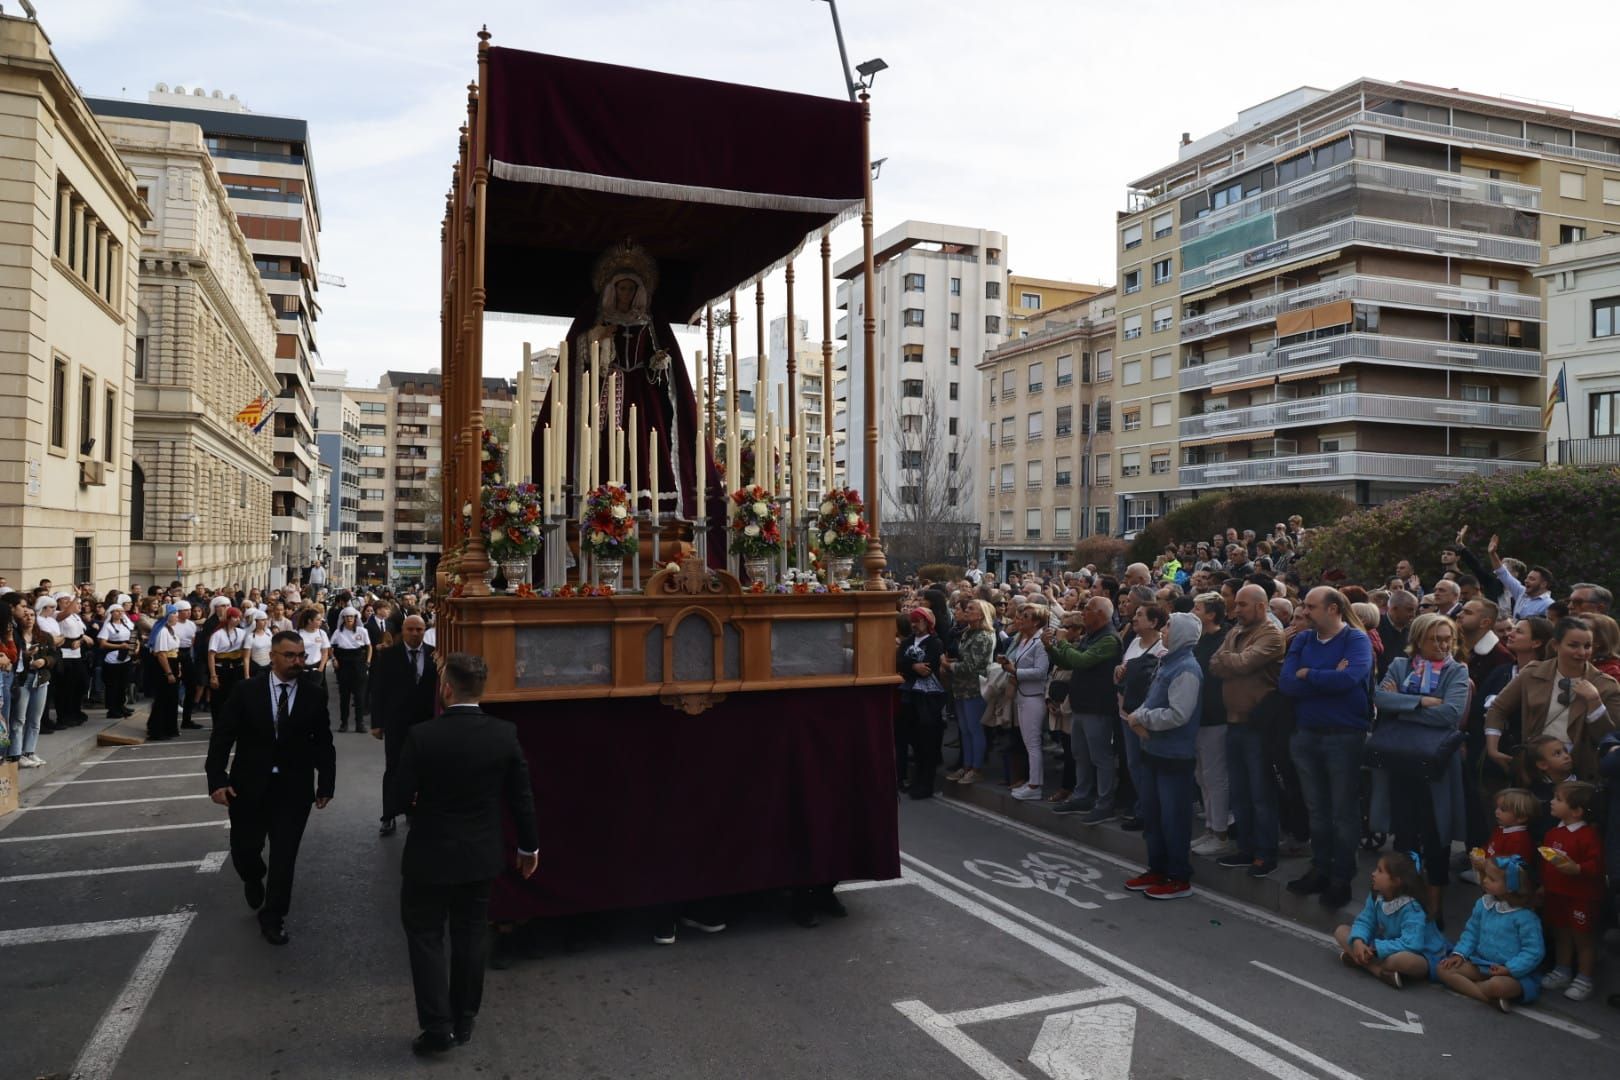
[477, 482, 543, 559]
[771, 569, 836, 595]
[580, 483, 636, 559]
[481, 427, 505, 485]
[540, 583, 616, 598]
[728, 485, 783, 558]
[811, 486, 869, 557]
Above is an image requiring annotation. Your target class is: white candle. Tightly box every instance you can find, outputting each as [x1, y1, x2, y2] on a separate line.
[695, 391, 706, 518]
[628, 403, 639, 511]
[726, 358, 739, 491]
[649, 427, 660, 525]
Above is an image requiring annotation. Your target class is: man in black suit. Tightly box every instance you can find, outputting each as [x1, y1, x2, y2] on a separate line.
[369, 614, 436, 836]
[387, 651, 538, 1056]
[206, 630, 336, 945]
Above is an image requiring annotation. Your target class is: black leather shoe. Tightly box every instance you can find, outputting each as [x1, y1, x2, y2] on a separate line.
[181, 720, 203, 730]
[259, 920, 289, 946]
[453, 1018, 476, 1046]
[379, 818, 396, 837]
[244, 877, 266, 911]
[412, 1031, 455, 1056]
[1286, 870, 1329, 896]
[814, 891, 849, 919]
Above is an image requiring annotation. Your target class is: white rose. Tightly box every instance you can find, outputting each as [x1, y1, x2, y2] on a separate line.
[461, 502, 472, 516]
[846, 512, 859, 526]
[611, 505, 627, 520]
[820, 501, 834, 515]
[823, 530, 837, 545]
[752, 501, 769, 517]
[530, 525, 540, 536]
[480, 450, 490, 461]
[744, 524, 760, 537]
[591, 530, 605, 544]
[666, 561, 681, 572]
[506, 500, 520, 514]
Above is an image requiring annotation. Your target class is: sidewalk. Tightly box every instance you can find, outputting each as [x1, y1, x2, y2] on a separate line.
[16, 695, 157, 796]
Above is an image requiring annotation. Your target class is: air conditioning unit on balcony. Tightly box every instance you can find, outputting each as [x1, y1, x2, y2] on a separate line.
[79, 459, 107, 487]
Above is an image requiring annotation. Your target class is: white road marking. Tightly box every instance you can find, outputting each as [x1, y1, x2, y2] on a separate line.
[0, 851, 229, 884]
[106, 739, 210, 749]
[49, 772, 202, 785]
[91, 754, 208, 764]
[937, 796, 1338, 948]
[940, 986, 1120, 1026]
[0, 912, 198, 1080]
[833, 878, 911, 893]
[0, 821, 227, 844]
[21, 794, 210, 812]
[902, 853, 1364, 1080]
[892, 1000, 1026, 1080]
[1029, 1002, 1137, 1080]
[1250, 961, 1424, 1034]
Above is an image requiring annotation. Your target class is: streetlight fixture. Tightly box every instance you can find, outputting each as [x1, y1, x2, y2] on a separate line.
[815, 0, 885, 101]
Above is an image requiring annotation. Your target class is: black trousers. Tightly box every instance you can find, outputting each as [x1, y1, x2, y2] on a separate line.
[906, 693, 946, 798]
[401, 877, 493, 1035]
[382, 725, 407, 821]
[179, 654, 198, 722]
[54, 657, 86, 724]
[214, 663, 245, 717]
[228, 775, 314, 922]
[335, 651, 368, 728]
[148, 672, 179, 740]
[103, 661, 131, 717]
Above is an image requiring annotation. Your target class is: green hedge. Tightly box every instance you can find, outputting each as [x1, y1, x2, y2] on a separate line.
[1127, 489, 1357, 565]
[1295, 467, 1620, 595]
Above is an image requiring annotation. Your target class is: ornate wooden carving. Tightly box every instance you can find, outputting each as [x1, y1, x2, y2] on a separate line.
[646, 552, 742, 597]
[660, 691, 727, 715]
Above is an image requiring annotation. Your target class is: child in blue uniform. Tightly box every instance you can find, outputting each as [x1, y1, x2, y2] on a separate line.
[1439, 855, 1546, 1013]
[1333, 851, 1449, 989]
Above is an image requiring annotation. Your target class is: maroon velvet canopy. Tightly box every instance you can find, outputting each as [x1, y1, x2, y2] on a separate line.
[483, 46, 866, 324]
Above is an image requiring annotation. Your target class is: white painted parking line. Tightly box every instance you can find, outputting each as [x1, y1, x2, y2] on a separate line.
[0, 821, 227, 844]
[109, 739, 211, 749]
[0, 912, 197, 1080]
[22, 795, 210, 812]
[834, 878, 911, 893]
[893, 999, 1025, 1080]
[1251, 961, 1423, 1034]
[49, 772, 202, 785]
[899, 854, 1363, 1080]
[0, 851, 230, 884]
[92, 754, 208, 765]
[940, 985, 1121, 1026]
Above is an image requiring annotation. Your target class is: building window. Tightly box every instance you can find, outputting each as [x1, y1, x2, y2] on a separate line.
[103, 388, 116, 464]
[1151, 212, 1174, 240]
[1028, 362, 1044, 392]
[1056, 405, 1072, 436]
[901, 379, 924, 397]
[1095, 349, 1113, 381]
[902, 344, 924, 364]
[1559, 171, 1586, 199]
[903, 272, 926, 292]
[1605, 178, 1620, 205]
[1320, 377, 1358, 395]
[74, 537, 92, 585]
[79, 372, 94, 455]
[1054, 507, 1072, 540]
[985, 281, 1001, 300]
[1458, 439, 1494, 459]
[1125, 497, 1156, 532]
[950, 277, 961, 295]
[1000, 417, 1014, 444]
[130, 463, 145, 540]
[986, 315, 1001, 334]
[1020, 292, 1042, 310]
[1151, 352, 1172, 380]
[1094, 453, 1111, 483]
[1150, 454, 1170, 475]
[1027, 412, 1043, 440]
[1152, 258, 1172, 286]
[949, 381, 959, 400]
[1056, 456, 1072, 487]
[1121, 359, 1142, 386]
[1056, 354, 1073, 386]
[1461, 383, 1492, 402]
[1152, 306, 1173, 333]
[949, 312, 960, 330]
[1123, 269, 1141, 295]
[1121, 451, 1141, 478]
[903, 308, 924, 327]
[1151, 401, 1171, 428]
[1594, 296, 1620, 338]
[999, 510, 1012, 537]
[49, 356, 67, 450]
[948, 418, 958, 435]
[1122, 407, 1141, 432]
[900, 450, 923, 469]
[1026, 509, 1041, 539]
[1001, 370, 1016, 398]
[1096, 399, 1111, 431]
[1122, 314, 1142, 340]
[1095, 507, 1111, 535]
[1590, 390, 1620, 436]
[999, 463, 1015, 491]
[1027, 460, 1043, 488]
[1122, 223, 1143, 250]
[1561, 224, 1587, 244]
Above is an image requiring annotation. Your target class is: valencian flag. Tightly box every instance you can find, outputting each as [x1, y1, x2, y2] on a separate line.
[234, 392, 272, 430]
[1543, 364, 1567, 429]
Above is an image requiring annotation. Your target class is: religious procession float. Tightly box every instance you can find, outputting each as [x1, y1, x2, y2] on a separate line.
[435, 30, 901, 919]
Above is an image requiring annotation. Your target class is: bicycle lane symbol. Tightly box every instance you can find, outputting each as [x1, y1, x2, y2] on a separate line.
[962, 850, 1130, 910]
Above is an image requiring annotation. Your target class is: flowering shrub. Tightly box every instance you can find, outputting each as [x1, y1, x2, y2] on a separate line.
[478, 482, 543, 559]
[481, 427, 505, 485]
[1295, 466, 1620, 596]
[580, 484, 636, 559]
[728, 485, 783, 558]
[1126, 488, 1355, 565]
[811, 487, 869, 558]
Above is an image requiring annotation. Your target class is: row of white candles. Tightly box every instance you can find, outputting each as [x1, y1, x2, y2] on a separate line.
[529, 341, 811, 524]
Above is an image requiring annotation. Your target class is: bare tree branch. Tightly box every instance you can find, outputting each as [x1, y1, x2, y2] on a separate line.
[880, 385, 978, 573]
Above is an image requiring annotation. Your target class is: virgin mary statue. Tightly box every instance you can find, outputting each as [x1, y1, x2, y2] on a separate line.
[534, 240, 725, 561]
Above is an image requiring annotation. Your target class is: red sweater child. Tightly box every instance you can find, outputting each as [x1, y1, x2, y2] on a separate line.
[1541, 820, 1604, 932]
[1486, 824, 1536, 863]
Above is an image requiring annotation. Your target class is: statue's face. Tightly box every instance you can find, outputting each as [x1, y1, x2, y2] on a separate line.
[612, 278, 639, 311]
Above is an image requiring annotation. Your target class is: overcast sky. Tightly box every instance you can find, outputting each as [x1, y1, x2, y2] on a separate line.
[55, 0, 1620, 390]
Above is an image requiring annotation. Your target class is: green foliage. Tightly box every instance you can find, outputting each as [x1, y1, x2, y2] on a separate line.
[1127, 489, 1356, 564]
[1295, 467, 1620, 595]
[1071, 535, 1128, 574]
[916, 562, 965, 584]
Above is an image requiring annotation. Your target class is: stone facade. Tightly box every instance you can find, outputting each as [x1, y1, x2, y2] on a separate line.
[95, 115, 278, 590]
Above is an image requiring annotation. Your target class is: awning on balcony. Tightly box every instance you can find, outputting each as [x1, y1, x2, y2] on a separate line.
[1210, 375, 1277, 393]
[1182, 250, 1345, 303]
[1280, 364, 1340, 383]
[1185, 428, 1275, 447]
[1276, 299, 1354, 337]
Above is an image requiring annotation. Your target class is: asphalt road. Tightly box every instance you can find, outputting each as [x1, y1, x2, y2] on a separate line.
[2, 683, 1617, 1080]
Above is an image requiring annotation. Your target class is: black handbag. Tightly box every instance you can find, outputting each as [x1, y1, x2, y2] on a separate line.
[1363, 713, 1464, 781]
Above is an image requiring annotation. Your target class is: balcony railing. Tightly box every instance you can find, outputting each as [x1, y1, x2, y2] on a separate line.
[1179, 332, 1542, 390]
[1180, 216, 1540, 293]
[1180, 273, 1543, 343]
[1180, 158, 1540, 243]
[1180, 450, 1539, 488]
[1180, 393, 1541, 439]
[1554, 437, 1620, 466]
[1132, 108, 1620, 211]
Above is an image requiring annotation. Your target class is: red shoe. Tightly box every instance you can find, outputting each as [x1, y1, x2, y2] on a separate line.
[1124, 871, 1168, 892]
[1145, 879, 1193, 901]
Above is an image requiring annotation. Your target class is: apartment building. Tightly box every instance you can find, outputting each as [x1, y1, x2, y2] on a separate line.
[832, 221, 1007, 523]
[1119, 80, 1620, 525]
[979, 290, 1117, 577]
[0, 13, 144, 588]
[1536, 233, 1620, 465]
[313, 370, 360, 585]
[90, 86, 326, 588]
[1006, 275, 1109, 337]
[96, 114, 279, 590]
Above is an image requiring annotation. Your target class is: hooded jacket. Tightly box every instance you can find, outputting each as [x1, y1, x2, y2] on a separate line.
[1134, 612, 1203, 760]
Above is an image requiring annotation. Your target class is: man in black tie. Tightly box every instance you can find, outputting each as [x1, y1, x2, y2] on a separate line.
[206, 629, 336, 945]
[387, 652, 539, 1055]
[369, 614, 437, 836]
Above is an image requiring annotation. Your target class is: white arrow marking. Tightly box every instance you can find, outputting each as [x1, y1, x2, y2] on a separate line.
[1250, 961, 1424, 1034]
[1030, 1003, 1137, 1080]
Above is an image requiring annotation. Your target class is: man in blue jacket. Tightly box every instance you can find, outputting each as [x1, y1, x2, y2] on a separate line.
[1280, 586, 1373, 909]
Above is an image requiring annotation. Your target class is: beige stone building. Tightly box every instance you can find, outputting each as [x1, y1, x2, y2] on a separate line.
[0, 13, 143, 589]
[1116, 80, 1620, 531]
[95, 114, 278, 590]
[979, 290, 1117, 576]
[1005, 275, 1109, 337]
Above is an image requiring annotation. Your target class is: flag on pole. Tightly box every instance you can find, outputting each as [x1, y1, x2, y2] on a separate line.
[251, 401, 278, 435]
[235, 392, 272, 429]
[1543, 364, 1567, 429]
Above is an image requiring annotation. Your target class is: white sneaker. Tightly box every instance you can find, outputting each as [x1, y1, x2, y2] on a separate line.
[1202, 836, 1238, 858]
[19, 755, 43, 769]
[1563, 978, 1593, 1002]
[1011, 785, 1043, 801]
[1541, 967, 1573, 991]
[1188, 830, 1215, 852]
